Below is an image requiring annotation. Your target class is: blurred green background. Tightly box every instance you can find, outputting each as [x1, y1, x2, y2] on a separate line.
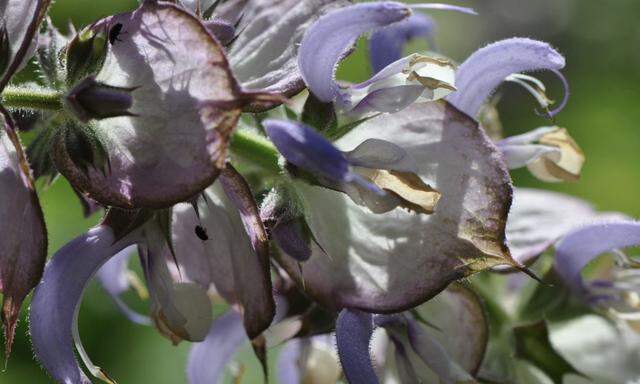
[3, 0, 640, 382]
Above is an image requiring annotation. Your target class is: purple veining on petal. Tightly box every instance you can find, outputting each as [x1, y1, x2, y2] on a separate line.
[277, 339, 303, 384]
[298, 1, 411, 102]
[95, 246, 151, 326]
[369, 13, 436, 73]
[186, 310, 247, 384]
[447, 38, 566, 117]
[336, 308, 379, 384]
[555, 221, 640, 294]
[30, 225, 139, 384]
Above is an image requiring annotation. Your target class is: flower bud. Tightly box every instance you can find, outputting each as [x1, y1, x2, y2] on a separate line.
[65, 76, 134, 122]
[65, 26, 108, 85]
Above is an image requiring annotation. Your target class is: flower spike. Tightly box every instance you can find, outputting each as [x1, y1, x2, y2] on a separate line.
[448, 38, 566, 117]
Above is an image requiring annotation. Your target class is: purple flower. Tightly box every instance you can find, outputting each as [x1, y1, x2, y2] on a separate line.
[555, 220, 640, 322]
[505, 188, 627, 267]
[447, 38, 569, 118]
[298, 2, 460, 116]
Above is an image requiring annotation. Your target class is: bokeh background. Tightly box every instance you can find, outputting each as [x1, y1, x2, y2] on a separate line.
[3, 0, 640, 382]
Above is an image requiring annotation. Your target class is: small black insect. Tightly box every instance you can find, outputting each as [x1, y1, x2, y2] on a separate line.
[109, 23, 125, 45]
[195, 225, 209, 241]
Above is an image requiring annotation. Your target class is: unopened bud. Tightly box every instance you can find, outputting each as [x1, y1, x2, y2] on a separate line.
[66, 76, 134, 122]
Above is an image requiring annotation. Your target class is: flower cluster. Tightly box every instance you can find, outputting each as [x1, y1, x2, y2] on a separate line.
[0, 0, 639, 383]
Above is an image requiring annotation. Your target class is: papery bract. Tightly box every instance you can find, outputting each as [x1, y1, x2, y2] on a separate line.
[169, 179, 275, 339]
[54, 2, 245, 209]
[0, 109, 46, 356]
[269, 101, 515, 312]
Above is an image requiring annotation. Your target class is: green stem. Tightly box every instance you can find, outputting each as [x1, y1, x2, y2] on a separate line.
[1, 86, 64, 111]
[230, 129, 281, 173]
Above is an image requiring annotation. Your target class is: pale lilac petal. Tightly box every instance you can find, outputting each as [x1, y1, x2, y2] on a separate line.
[186, 310, 247, 384]
[369, 13, 436, 73]
[0, 0, 51, 90]
[95, 246, 151, 326]
[349, 84, 426, 115]
[273, 102, 514, 311]
[298, 1, 411, 102]
[0, 108, 46, 356]
[277, 339, 303, 384]
[30, 225, 139, 384]
[220, 165, 275, 338]
[336, 309, 379, 384]
[447, 38, 565, 117]
[555, 221, 640, 293]
[55, 2, 244, 209]
[499, 143, 560, 169]
[227, 0, 349, 110]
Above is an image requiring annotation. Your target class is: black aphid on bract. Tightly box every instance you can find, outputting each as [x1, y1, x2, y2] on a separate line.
[109, 23, 124, 45]
[194, 225, 209, 241]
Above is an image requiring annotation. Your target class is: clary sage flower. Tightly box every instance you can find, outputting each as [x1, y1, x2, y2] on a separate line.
[1, 0, 637, 383]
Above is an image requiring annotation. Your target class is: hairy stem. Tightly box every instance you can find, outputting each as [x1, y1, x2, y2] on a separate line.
[1, 86, 64, 111]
